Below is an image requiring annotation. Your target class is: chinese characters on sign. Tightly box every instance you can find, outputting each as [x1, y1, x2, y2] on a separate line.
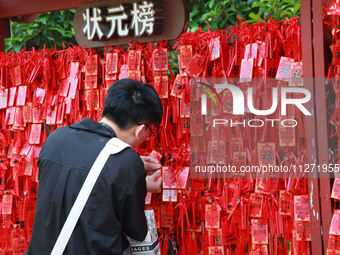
[82, 1, 157, 40]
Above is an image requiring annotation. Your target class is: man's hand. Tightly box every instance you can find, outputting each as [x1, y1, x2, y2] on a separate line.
[146, 170, 162, 193]
[140, 156, 162, 175]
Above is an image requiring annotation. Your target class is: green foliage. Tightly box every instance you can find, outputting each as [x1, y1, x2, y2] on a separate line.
[248, 0, 300, 23]
[4, 1, 301, 52]
[187, 0, 300, 32]
[5, 9, 77, 52]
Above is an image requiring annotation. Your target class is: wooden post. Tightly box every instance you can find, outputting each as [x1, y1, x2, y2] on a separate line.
[300, 0, 324, 254]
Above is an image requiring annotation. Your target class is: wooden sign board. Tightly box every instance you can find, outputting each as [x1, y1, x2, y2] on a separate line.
[74, 0, 189, 47]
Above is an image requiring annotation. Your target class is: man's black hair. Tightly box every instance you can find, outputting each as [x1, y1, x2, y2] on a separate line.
[102, 79, 163, 130]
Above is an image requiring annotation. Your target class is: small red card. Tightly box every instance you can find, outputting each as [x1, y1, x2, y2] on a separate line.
[16, 86, 27, 106]
[258, 143, 276, 166]
[279, 190, 292, 216]
[252, 219, 268, 244]
[276, 56, 294, 81]
[331, 179, 340, 199]
[170, 74, 184, 98]
[161, 204, 173, 228]
[36, 88, 46, 104]
[240, 58, 254, 82]
[209, 140, 225, 165]
[205, 204, 220, 229]
[119, 65, 128, 80]
[106, 52, 118, 74]
[9, 86, 17, 107]
[185, 53, 205, 78]
[70, 62, 79, 79]
[145, 192, 152, 205]
[179, 45, 193, 69]
[0, 88, 8, 109]
[208, 246, 224, 255]
[14, 65, 22, 86]
[180, 99, 190, 118]
[6, 107, 15, 125]
[209, 37, 221, 61]
[2, 194, 13, 214]
[68, 77, 78, 99]
[153, 48, 168, 72]
[289, 62, 303, 87]
[221, 88, 233, 114]
[23, 103, 32, 123]
[230, 138, 243, 155]
[154, 76, 168, 98]
[29, 123, 42, 145]
[249, 193, 263, 218]
[85, 75, 98, 90]
[279, 119, 296, 147]
[330, 210, 340, 235]
[162, 189, 177, 202]
[128, 50, 141, 71]
[252, 244, 268, 255]
[13, 107, 24, 130]
[46, 107, 57, 125]
[329, 235, 340, 250]
[295, 221, 311, 241]
[177, 167, 189, 189]
[85, 54, 98, 76]
[294, 195, 310, 221]
[162, 166, 177, 189]
[327, 249, 340, 255]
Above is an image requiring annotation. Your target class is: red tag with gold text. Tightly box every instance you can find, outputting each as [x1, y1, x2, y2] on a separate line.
[23, 103, 32, 123]
[128, 50, 141, 71]
[205, 204, 220, 229]
[154, 76, 168, 98]
[252, 244, 268, 255]
[249, 193, 263, 218]
[279, 118, 296, 147]
[16, 86, 27, 106]
[294, 195, 310, 221]
[2, 194, 13, 214]
[331, 179, 340, 200]
[161, 204, 173, 228]
[179, 45, 193, 69]
[290, 62, 303, 86]
[162, 166, 177, 189]
[0, 88, 8, 109]
[258, 143, 276, 166]
[295, 221, 311, 241]
[185, 53, 205, 78]
[85, 54, 98, 76]
[279, 190, 292, 216]
[208, 246, 224, 255]
[14, 65, 22, 86]
[330, 210, 340, 235]
[252, 219, 268, 244]
[29, 123, 42, 145]
[170, 75, 184, 99]
[153, 48, 168, 72]
[240, 58, 254, 82]
[106, 52, 118, 74]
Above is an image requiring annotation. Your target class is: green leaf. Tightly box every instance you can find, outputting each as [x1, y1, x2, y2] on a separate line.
[209, 0, 215, 9]
[294, 3, 300, 15]
[190, 9, 200, 18]
[249, 12, 260, 21]
[252, 2, 269, 8]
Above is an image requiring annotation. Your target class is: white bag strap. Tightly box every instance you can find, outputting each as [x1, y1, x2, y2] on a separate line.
[50, 137, 131, 255]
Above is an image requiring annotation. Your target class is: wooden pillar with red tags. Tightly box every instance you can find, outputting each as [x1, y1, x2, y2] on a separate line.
[301, 0, 332, 254]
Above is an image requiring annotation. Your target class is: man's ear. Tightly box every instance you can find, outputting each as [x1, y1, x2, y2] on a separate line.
[134, 124, 145, 139]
